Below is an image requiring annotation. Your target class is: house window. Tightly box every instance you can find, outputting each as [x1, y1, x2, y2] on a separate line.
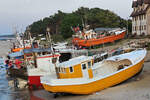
[139, 26, 141, 30]
[144, 25, 146, 30]
[139, 16, 141, 20]
[135, 17, 137, 21]
[82, 64, 86, 70]
[144, 15, 146, 19]
[88, 61, 91, 68]
[69, 67, 73, 73]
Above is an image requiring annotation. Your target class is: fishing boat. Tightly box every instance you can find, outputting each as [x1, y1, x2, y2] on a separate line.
[6, 50, 27, 79]
[41, 48, 146, 95]
[6, 47, 55, 87]
[72, 27, 126, 48]
[27, 48, 89, 88]
[11, 30, 35, 52]
[6, 43, 39, 80]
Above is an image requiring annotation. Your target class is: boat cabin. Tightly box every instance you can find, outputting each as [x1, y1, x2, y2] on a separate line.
[56, 56, 94, 79]
[23, 48, 60, 72]
[83, 30, 97, 39]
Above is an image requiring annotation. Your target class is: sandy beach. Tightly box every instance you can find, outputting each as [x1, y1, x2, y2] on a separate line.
[0, 39, 150, 100]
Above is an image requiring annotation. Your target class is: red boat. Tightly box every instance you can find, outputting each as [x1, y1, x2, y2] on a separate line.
[72, 28, 126, 48]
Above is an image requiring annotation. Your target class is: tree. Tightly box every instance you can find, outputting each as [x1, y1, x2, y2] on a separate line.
[60, 13, 82, 39]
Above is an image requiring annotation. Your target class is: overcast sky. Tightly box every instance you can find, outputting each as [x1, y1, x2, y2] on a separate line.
[0, 0, 133, 34]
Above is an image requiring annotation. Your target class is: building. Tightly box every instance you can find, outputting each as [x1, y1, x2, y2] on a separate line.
[130, 0, 150, 36]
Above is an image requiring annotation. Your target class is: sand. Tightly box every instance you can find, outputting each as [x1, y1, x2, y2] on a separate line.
[1, 39, 150, 100]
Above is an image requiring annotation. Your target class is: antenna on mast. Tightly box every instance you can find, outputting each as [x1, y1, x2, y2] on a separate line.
[81, 18, 85, 28]
[12, 25, 18, 37]
[46, 27, 54, 53]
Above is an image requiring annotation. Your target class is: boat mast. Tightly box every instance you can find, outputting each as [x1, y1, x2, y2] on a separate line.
[46, 27, 54, 53]
[46, 27, 59, 77]
[13, 27, 24, 48]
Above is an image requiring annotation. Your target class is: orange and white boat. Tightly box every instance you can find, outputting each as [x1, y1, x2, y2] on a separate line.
[41, 48, 146, 95]
[12, 47, 31, 52]
[72, 27, 126, 48]
[11, 31, 34, 52]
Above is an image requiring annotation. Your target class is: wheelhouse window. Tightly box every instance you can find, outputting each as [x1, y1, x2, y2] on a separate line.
[62, 68, 66, 73]
[104, 54, 108, 59]
[57, 67, 66, 73]
[88, 61, 91, 68]
[82, 64, 86, 70]
[60, 68, 62, 72]
[56, 68, 59, 73]
[69, 67, 73, 73]
[59, 68, 62, 72]
[94, 56, 103, 63]
[63, 68, 66, 73]
[57, 67, 60, 72]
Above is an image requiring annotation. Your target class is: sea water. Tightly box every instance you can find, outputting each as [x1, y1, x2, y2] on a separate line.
[0, 58, 26, 100]
[0, 34, 15, 40]
[0, 58, 34, 100]
[0, 58, 12, 100]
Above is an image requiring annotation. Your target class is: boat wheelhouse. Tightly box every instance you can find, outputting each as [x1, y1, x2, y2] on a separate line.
[55, 56, 94, 79]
